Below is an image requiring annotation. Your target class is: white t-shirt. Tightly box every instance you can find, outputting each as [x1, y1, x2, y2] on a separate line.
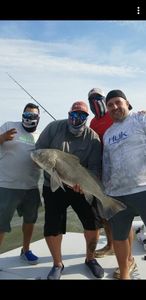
[0, 121, 41, 189]
[102, 112, 146, 196]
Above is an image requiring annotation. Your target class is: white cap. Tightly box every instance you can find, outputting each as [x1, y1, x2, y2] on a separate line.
[88, 88, 105, 99]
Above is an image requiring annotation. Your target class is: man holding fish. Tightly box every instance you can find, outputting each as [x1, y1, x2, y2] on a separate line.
[34, 100, 125, 280]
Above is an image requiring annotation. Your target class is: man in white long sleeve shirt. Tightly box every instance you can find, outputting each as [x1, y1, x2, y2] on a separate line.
[102, 89, 146, 279]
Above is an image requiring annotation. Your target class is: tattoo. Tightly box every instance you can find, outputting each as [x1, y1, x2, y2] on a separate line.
[88, 240, 97, 253]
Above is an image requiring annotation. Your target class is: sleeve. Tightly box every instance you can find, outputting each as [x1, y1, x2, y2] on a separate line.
[89, 118, 95, 131]
[35, 121, 57, 149]
[139, 114, 146, 135]
[87, 132, 102, 178]
[102, 143, 111, 188]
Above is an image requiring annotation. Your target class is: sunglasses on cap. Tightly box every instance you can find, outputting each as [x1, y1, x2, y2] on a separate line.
[22, 112, 39, 120]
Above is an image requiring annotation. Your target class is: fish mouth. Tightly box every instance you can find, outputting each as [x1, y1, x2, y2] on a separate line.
[30, 151, 34, 157]
[30, 151, 37, 161]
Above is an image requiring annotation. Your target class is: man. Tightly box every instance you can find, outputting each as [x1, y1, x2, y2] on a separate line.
[88, 89, 134, 280]
[88, 88, 113, 143]
[88, 88, 114, 257]
[102, 89, 146, 279]
[0, 103, 41, 264]
[35, 100, 104, 280]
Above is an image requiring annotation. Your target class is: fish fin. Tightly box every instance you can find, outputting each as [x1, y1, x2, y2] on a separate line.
[65, 152, 80, 163]
[84, 193, 94, 205]
[71, 155, 80, 162]
[50, 169, 65, 192]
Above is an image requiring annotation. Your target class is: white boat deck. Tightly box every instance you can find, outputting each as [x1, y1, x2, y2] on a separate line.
[0, 229, 146, 280]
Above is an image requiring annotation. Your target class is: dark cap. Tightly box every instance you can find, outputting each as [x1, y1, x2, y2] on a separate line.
[106, 89, 132, 110]
[70, 101, 89, 115]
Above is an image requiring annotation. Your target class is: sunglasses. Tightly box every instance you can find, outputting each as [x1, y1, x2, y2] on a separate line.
[89, 94, 104, 102]
[69, 111, 88, 121]
[22, 112, 39, 120]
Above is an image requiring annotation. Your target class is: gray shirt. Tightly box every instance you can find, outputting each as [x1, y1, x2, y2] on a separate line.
[35, 119, 101, 187]
[0, 121, 41, 189]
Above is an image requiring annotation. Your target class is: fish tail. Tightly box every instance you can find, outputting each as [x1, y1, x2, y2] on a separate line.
[102, 199, 126, 220]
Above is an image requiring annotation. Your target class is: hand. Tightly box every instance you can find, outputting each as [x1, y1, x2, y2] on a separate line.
[3, 128, 17, 142]
[72, 184, 84, 194]
[138, 110, 146, 114]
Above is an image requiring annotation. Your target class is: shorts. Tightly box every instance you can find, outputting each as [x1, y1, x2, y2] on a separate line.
[92, 198, 106, 229]
[0, 187, 41, 232]
[109, 190, 146, 240]
[43, 185, 100, 237]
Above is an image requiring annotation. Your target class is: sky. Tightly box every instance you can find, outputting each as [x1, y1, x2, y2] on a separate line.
[0, 20, 146, 131]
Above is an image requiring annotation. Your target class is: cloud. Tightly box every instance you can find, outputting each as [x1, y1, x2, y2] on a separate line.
[1, 21, 146, 130]
[0, 38, 144, 78]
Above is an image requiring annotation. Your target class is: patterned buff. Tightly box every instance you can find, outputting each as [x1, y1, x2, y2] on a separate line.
[89, 95, 107, 119]
[22, 112, 40, 132]
[68, 111, 88, 136]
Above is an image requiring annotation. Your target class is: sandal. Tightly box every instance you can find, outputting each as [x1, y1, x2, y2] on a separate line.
[113, 258, 137, 279]
[95, 246, 114, 258]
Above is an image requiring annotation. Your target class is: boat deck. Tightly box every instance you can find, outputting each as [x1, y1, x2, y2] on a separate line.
[0, 230, 146, 280]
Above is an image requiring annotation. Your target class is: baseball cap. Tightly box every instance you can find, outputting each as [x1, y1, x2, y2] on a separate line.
[70, 101, 89, 115]
[88, 88, 105, 99]
[105, 90, 132, 110]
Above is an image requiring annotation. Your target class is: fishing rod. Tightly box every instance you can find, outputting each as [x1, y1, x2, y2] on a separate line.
[6, 72, 56, 121]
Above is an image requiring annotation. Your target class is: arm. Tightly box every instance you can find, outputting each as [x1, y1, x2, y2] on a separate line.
[35, 125, 50, 149]
[35, 121, 56, 149]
